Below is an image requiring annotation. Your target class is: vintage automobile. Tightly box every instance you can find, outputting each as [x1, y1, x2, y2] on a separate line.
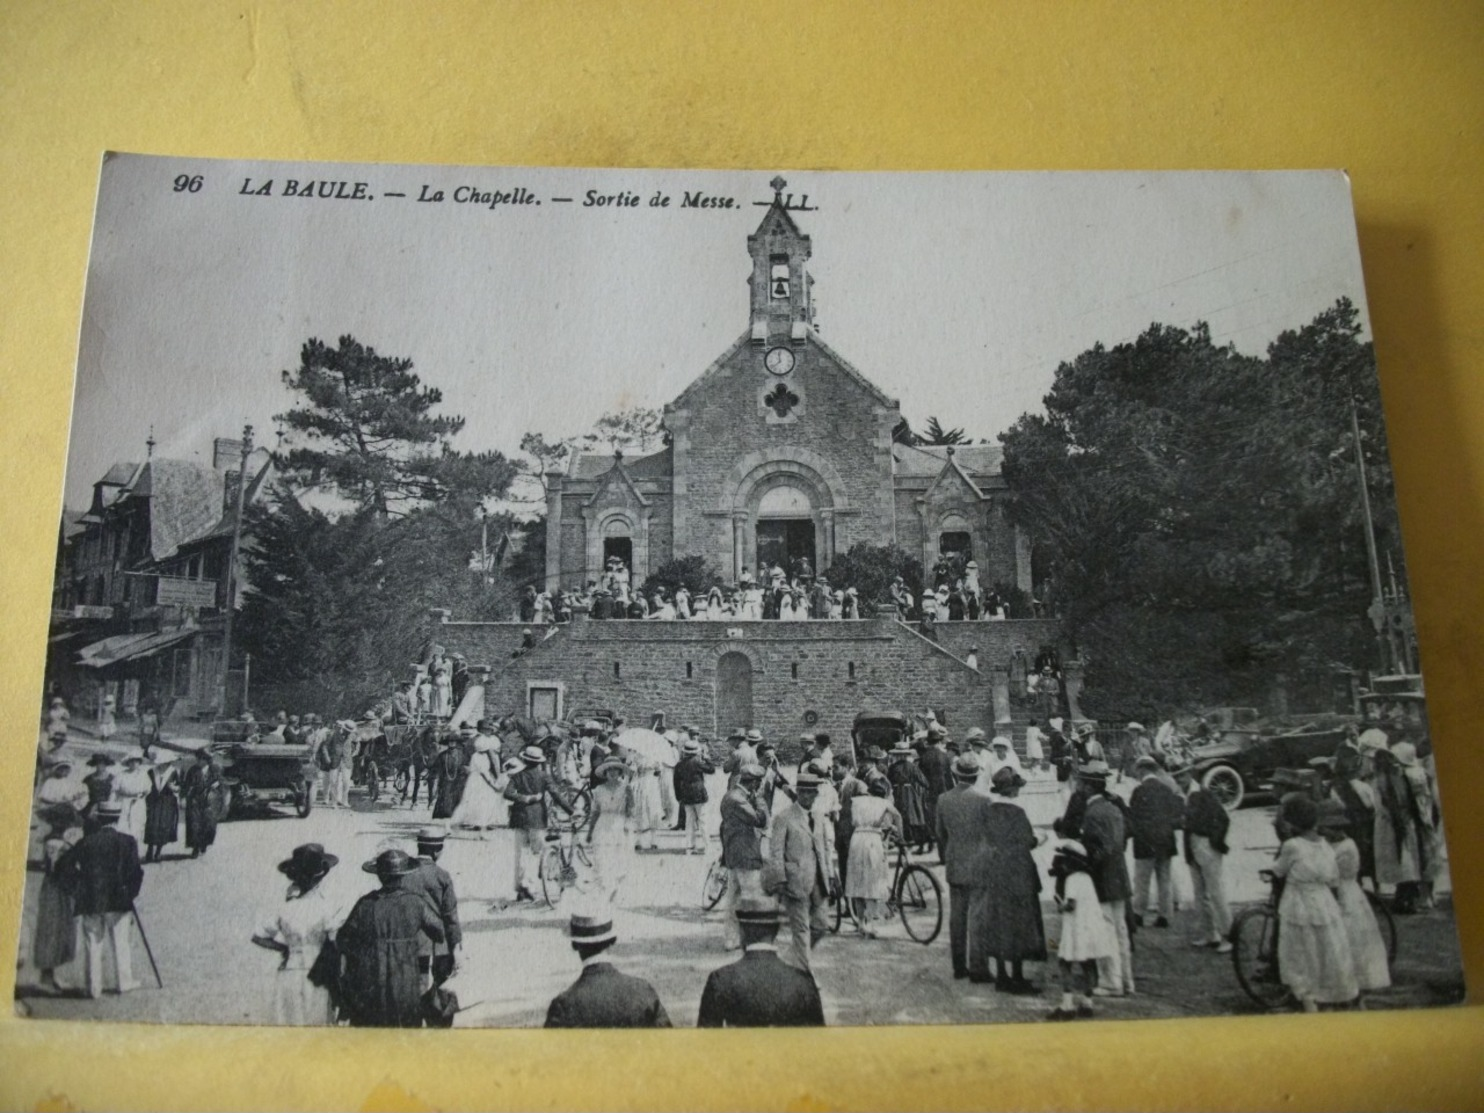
[1180, 715, 1352, 810]
[850, 711, 913, 757]
[210, 721, 316, 818]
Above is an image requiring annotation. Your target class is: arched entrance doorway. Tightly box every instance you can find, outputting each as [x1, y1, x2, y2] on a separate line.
[714, 652, 754, 735]
[755, 482, 816, 576]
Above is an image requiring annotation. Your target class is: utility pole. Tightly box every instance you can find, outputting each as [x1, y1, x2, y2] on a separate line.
[1350, 397, 1390, 675]
[217, 424, 253, 714]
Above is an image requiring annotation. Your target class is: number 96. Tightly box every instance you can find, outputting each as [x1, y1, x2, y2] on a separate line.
[173, 174, 203, 193]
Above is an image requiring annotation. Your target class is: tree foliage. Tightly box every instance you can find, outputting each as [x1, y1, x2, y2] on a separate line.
[510, 407, 668, 505]
[639, 555, 727, 600]
[277, 335, 516, 516]
[827, 543, 923, 613]
[921, 416, 967, 445]
[999, 299, 1397, 714]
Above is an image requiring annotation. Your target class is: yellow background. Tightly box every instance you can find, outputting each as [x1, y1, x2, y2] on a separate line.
[1, 2, 1481, 1108]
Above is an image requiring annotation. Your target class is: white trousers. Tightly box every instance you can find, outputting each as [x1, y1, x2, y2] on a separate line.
[1096, 899, 1135, 994]
[81, 911, 135, 998]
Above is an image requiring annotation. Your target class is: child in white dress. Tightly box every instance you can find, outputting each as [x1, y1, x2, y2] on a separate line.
[1272, 794, 1358, 1011]
[1048, 840, 1116, 1020]
[1319, 799, 1391, 994]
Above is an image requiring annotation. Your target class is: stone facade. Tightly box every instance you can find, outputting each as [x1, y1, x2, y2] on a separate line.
[544, 190, 1030, 597]
[432, 615, 1064, 760]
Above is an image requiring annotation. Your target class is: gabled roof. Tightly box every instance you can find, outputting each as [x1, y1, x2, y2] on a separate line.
[131, 458, 226, 562]
[666, 330, 896, 413]
[567, 446, 672, 482]
[892, 442, 1003, 478]
[923, 449, 987, 501]
[184, 450, 276, 544]
[583, 458, 651, 508]
[665, 331, 754, 411]
[100, 461, 139, 487]
[749, 198, 806, 242]
[808, 331, 897, 409]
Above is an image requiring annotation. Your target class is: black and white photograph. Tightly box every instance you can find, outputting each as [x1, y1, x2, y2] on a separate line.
[16, 156, 1464, 1029]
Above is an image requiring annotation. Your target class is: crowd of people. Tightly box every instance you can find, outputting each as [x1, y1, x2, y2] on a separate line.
[511, 553, 1016, 626]
[26, 678, 1444, 1026]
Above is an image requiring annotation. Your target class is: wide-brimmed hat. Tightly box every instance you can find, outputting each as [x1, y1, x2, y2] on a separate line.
[363, 848, 417, 876]
[1357, 728, 1390, 753]
[681, 738, 701, 754]
[991, 736, 1012, 750]
[864, 746, 889, 762]
[87, 753, 115, 767]
[278, 843, 339, 879]
[594, 757, 628, 778]
[952, 753, 981, 778]
[520, 745, 547, 764]
[1126, 722, 1147, 733]
[964, 727, 988, 747]
[796, 770, 825, 789]
[1075, 721, 1098, 737]
[991, 766, 1026, 793]
[744, 728, 763, 743]
[1391, 742, 1419, 767]
[568, 913, 616, 946]
[1077, 760, 1112, 782]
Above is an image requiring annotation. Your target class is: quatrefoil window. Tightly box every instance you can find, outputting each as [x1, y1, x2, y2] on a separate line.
[763, 382, 800, 418]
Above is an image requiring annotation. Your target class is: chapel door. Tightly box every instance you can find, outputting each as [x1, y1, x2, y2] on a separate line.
[714, 652, 754, 736]
[756, 519, 816, 576]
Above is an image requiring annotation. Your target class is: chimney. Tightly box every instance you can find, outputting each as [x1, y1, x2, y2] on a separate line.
[213, 438, 245, 473]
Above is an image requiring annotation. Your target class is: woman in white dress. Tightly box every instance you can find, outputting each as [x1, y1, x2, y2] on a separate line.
[779, 591, 798, 621]
[629, 754, 665, 851]
[451, 734, 507, 832]
[705, 585, 724, 620]
[113, 754, 152, 846]
[251, 844, 345, 1026]
[845, 777, 901, 936]
[1318, 800, 1390, 993]
[585, 757, 633, 906]
[98, 692, 117, 741]
[1272, 794, 1357, 1011]
[674, 586, 691, 620]
[431, 665, 452, 719]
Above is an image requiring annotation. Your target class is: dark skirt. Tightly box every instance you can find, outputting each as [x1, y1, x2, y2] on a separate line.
[982, 854, 1049, 961]
[33, 871, 76, 969]
[145, 787, 179, 848]
[184, 793, 217, 850]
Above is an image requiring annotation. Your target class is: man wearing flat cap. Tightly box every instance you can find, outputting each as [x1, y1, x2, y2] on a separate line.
[544, 913, 671, 1028]
[337, 849, 446, 1026]
[402, 827, 462, 989]
[697, 897, 825, 1027]
[720, 762, 770, 950]
[763, 769, 834, 975]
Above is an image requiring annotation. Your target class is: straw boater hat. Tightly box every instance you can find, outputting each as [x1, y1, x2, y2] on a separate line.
[502, 757, 524, 774]
[520, 745, 546, 765]
[416, 826, 448, 851]
[864, 746, 889, 763]
[744, 728, 763, 743]
[278, 843, 338, 880]
[734, 895, 783, 926]
[682, 738, 702, 754]
[363, 848, 417, 876]
[795, 770, 825, 789]
[568, 912, 617, 947]
[887, 743, 915, 757]
[1127, 722, 1147, 733]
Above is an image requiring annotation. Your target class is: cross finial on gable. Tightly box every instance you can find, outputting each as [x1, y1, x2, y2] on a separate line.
[770, 175, 787, 197]
[614, 447, 624, 464]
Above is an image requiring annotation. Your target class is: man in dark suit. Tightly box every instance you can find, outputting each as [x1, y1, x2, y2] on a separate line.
[720, 762, 769, 950]
[1080, 762, 1135, 996]
[1128, 755, 1183, 927]
[763, 770, 832, 975]
[54, 800, 144, 998]
[697, 898, 825, 1027]
[544, 914, 671, 1028]
[402, 827, 462, 987]
[934, 754, 995, 982]
[504, 745, 572, 902]
[918, 724, 954, 849]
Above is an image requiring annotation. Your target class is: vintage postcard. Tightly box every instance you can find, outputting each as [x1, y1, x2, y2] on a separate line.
[16, 157, 1463, 1029]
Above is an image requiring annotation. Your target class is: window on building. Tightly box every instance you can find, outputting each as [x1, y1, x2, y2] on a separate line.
[770, 256, 790, 300]
[848, 661, 856, 679]
[791, 662, 799, 680]
[613, 661, 621, 679]
[686, 662, 693, 679]
[529, 685, 561, 721]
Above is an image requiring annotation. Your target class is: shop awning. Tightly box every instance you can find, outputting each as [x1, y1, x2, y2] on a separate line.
[76, 627, 197, 668]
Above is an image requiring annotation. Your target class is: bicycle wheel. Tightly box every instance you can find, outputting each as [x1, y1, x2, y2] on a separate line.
[1230, 906, 1289, 1010]
[1367, 891, 1399, 967]
[566, 786, 593, 829]
[540, 844, 567, 908]
[895, 864, 943, 944]
[701, 858, 729, 910]
[365, 762, 380, 802]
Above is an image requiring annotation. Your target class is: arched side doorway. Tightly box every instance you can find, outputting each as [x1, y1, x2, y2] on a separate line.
[714, 651, 754, 736]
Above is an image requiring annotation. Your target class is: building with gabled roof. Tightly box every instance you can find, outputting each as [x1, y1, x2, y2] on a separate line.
[544, 185, 1030, 595]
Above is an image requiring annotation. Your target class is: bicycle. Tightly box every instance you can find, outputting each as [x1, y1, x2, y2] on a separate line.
[539, 817, 593, 909]
[831, 833, 944, 944]
[1230, 869, 1397, 1010]
[701, 856, 730, 910]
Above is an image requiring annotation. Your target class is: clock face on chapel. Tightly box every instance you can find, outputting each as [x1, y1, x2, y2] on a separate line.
[764, 346, 795, 375]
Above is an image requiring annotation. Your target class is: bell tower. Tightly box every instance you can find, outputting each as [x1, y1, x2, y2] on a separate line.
[748, 176, 814, 345]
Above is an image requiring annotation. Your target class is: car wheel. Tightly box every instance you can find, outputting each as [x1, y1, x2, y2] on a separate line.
[1202, 764, 1245, 810]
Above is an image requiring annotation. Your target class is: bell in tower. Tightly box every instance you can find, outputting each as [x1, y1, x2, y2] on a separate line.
[748, 176, 813, 345]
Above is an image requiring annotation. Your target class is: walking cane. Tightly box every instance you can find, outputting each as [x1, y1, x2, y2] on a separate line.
[130, 903, 165, 988]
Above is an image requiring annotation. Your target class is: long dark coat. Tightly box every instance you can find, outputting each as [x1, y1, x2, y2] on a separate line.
[337, 887, 445, 1027]
[1128, 777, 1184, 860]
[1081, 794, 1132, 904]
[430, 747, 465, 820]
[696, 950, 825, 1027]
[544, 962, 672, 1028]
[887, 759, 930, 844]
[981, 801, 1047, 961]
[180, 760, 221, 851]
[144, 767, 179, 849]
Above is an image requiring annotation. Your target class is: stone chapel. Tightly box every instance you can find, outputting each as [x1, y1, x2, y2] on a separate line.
[543, 183, 1032, 596]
